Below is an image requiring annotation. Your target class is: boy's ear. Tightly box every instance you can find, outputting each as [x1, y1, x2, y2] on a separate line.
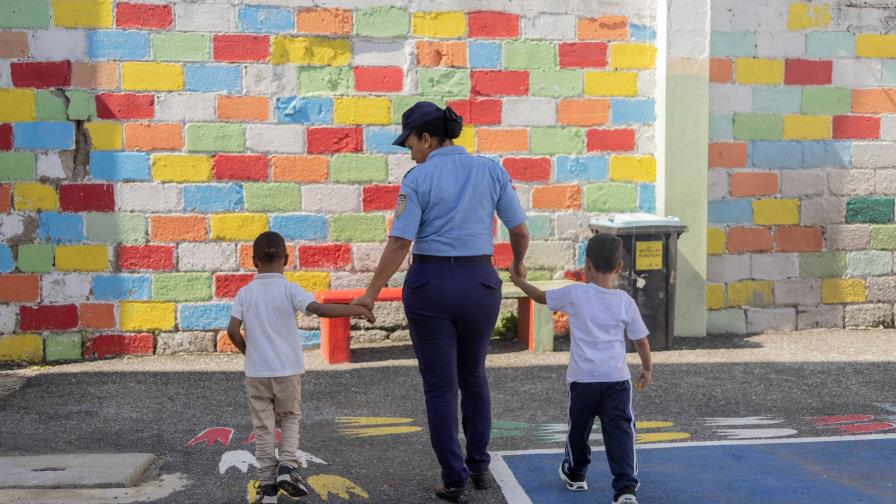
[283, 252, 289, 266]
[614, 259, 624, 274]
[252, 256, 259, 269]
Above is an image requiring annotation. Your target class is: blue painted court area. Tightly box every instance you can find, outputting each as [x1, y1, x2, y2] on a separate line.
[494, 435, 896, 504]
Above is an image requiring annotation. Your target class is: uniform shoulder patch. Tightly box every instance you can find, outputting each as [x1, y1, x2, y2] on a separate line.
[395, 193, 408, 217]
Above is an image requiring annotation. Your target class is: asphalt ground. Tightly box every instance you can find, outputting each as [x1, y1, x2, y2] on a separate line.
[1, 329, 895, 504]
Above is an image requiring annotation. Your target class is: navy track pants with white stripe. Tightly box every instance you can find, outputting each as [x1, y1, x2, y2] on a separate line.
[564, 380, 638, 491]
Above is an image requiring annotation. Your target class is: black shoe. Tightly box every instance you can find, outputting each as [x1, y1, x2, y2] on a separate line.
[435, 482, 469, 503]
[470, 471, 491, 490]
[613, 486, 638, 504]
[276, 464, 309, 498]
[254, 483, 278, 504]
[558, 462, 588, 491]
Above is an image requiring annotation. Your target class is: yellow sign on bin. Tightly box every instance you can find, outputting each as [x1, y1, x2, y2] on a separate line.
[635, 241, 663, 271]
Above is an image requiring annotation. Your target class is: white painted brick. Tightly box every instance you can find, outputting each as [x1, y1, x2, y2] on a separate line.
[117, 184, 181, 213]
[853, 142, 896, 169]
[881, 115, 896, 141]
[707, 308, 746, 336]
[708, 170, 728, 200]
[637, 70, 655, 97]
[514, 184, 532, 211]
[845, 303, 894, 328]
[0, 215, 27, 242]
[36, 153, 67, 179]
[502, 97, 556, 126]
[554, 213, 592, 241]
[707, 255, 750, 283]
[174, 3, 235, 32]
[0, 305, 17, 334]
[774, 278, 821, 305]
[388, 154, 416, 183]
[244, 64, 299, 96]
[710, 0, 788, 32]
[353, 39, 410, 67]
[751, 253, 799, 280]
[523, 14, 576, 40]
[825, 224, 871, 251]
[832, 60, 882, 87]
[781, 170, 825, 197]
[352, 243, 387, 272]
[246, 125, 306, 154]
[155, 93, 216, 122]
[636, 125, 656, 154]
[330, 272, 375, 290]
[525, 241, 576, 269]
[847, 250, 892, 277]
[874, 169, 896, 195]
[797, 305, 843, 329]
[30, 30, 88, 60]
[867, 276, 896, 302]
[41, 273, 91, 304]
[177, 243, 237, 272]
[828, 169, 876, 196]
[756, 32, 805, 58]
[709, 85, 752, 113]
[156, 332, 215, 354]
[302, 185, 360, 213]
[0, 61, 10, 88]
[800, 197, 845, 226]
[746, 307, 796, 333]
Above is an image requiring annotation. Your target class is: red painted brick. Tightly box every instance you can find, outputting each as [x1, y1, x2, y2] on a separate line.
[586, 128, 636, 152]
[471, 70, 529, 97]
[468, 11, 519, 38]
[446, 98, 502, 125]
[832, 115, 880, 140]
[353, 66, 403, 93]
[59, 184, 115, 212]
[362, 184, 400, 211]
[116, 3, 173, 29]
[726, 227, 773, 253]
[0, 275, 40, 303]
[299, 244, 351, 269]
[11, 61, 71, 88]
[0, 184, 10, 213]
[212, 154, 268, 181]
[96, 93, 155, 120]
[502, 157, 551, 182]
[85, 334, 154, 359]
[213, 34, 270, 62]
[559, 42, 608, 68]
[730, 172, 778, 197]
[214, 273, 254, 299]
[708, 142, 748, 168]
[217, 331, 239, 353]
[493, 243, 513, 268]
[0, 124, 11, 151]
[118, 245, 175, 271]
[306, 127, 363, 154]
[79, 303, 116, 329]
[20, 304, 79, 331]
[784, 59, 832, 85]
[775, 226, 823, 252]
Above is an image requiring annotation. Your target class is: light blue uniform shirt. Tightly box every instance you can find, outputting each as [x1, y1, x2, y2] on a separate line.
[390, 146, 528, 256]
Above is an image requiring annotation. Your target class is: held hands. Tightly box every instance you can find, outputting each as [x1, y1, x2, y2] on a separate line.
[635, 368, 652, 390]
[510, 260, 527, 285]
[351, 294, 376, 312]
[350, 304, 376, 324]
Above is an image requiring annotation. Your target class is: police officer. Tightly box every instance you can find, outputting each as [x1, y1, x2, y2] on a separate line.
[352, 102, 530, 503]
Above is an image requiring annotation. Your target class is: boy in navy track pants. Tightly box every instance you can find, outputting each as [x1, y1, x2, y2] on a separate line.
[512, 233, 652, 504]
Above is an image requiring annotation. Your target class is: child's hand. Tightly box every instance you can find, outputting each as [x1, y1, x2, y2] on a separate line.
[635, 369, 652, 390]
[509, 270, 524, 287]
[353, 306, 376, 324]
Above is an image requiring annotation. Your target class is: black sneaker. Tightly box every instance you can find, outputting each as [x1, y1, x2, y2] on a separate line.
[276, 464, 309, 498]
[558, 462, 588, 491]
[253, 482, 278, 504]
[613, 486, 638, 504]
[470, 471, 491, 490]
[435, 482, 469, 503]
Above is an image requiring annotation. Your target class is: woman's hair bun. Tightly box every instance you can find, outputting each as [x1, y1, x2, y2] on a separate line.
[443, 106, 463, 140]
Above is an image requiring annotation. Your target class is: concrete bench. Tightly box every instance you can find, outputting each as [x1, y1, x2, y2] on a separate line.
[314, 280, 577, 364]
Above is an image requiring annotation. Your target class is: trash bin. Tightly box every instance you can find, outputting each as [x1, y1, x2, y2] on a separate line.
[589, 213, 688, 351]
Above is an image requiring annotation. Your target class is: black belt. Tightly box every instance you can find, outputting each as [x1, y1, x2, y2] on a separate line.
[412, 254, 492, 264]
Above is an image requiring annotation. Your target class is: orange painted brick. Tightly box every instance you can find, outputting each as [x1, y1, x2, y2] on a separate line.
[149, 215, 208, 242]
[79, 303, 116, 329]
[71, 62, 119, 89]
[476, 128, 528, 153]
[557, 99, 610, 126]
[416, 41, 468, 67]
[532, 184, 582, 210]
[578, 16, 628, 41]
[726, 227, 773, 253]
[0, 275, 40, 303]
[124, 123, 183, 151]
[239, 243, 296, 271]
[216, 96, 269, 122]
[217, 331, 239, 353]
[710, 58, 733, 83]
[271, 156, 328, 182]
[0, 32, 29, 58]
[775, 226, 823, 252]
[0, 184, 10, 213]
[852, 88, 896, 114]
[708, 142, 747, 168]
[296, 8, 352, 35]
[730, 172, 778, 197]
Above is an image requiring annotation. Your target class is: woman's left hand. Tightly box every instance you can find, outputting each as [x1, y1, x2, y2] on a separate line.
[351, 294, 376, 311]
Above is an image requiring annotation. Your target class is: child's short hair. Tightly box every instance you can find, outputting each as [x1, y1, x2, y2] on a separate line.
[586, 233, 624, 273]
[253, 231, 287, 264]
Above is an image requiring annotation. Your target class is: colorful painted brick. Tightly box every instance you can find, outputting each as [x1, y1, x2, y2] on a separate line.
[20, 304, 78, 331]
[578, 16, 628, 41]
[297, 8, 352, 35]
[153, 273, 212, 302]
[212, 154, 267, 181]
[832, 115, 880, 140]
[271, 36, 351, 66]
[127, 122, 186, 152]
[735, 58, 784, 85]
[784, 59, 832, 85]
[502, 157, 551, 182]
[116, 2, 172, 29]
[307, 128, 363, 154]
[213, 34, 269, 62]
[0, 0, 50, 29]
[210, 213, 268, 241]
[329, 214, 386, 242]
[354, 67, 404, 93]
[362, 185, 400, 211]
[218, 96, 269, 122]
[119, 244, 175, 271]
[354, 7, 409, 38]
[468, 11, 518, 38]
[299, 244, 351, 269]
[11, 60, 71, 88]
[151, 155, 211, 182]
[471, 70, 529, 96]
[85, 334, 153, 359]
[0, 334, 43, 363]
[120, 302, 175, 331]
[272, 156, 328, 182]
[58, 183, 114, 212]
[121, 62, 184, 91]
[412, 11, 465, 38]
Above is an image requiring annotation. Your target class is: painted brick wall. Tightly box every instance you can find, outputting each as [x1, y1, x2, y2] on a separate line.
[0, 1, 657, 362]
[706, 1, 896, 334]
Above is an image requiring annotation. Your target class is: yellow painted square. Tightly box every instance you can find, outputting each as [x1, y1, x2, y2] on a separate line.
[726, 280, 773, 307]
[584, 72, 638, 97]
[0, 90, 37, 122]
[609, 43, 657, 70]
[855, 34, 896, 58]
[271, 36, 351, 66]
[120, 302, 175, 331]
[334, 97, 392, 125]
[783, 115, 831, 140]
[13, 183, 59, 211]
[0, 334, 43, 363]
[121, 62, 184, 91]
[151, 155, 212, 182]
[85, 122, 122, 151]
[55, 245, 109, 272]
[210, 214, 269, 241]
[609, 155, 656, 182]
[706, 284, 725, 310]
[821, 279, 866, 304]
[52, 0, 113, 28]
[285, 272, 331, 293]
[752, 199, 799, 226]
[412, 12, 466, 38]
[735, 58, 784, 85]
[707, 228, 726, 255]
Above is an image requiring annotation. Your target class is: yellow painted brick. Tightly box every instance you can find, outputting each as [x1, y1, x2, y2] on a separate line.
[454, 125, 475, 152]
[121, 62, 184, 91]
[210, 214, 269, 241]
[735, 58, 784, 85]
[726, 280, 773, 307]
[752, 199, 799, 226]
[609, 155, 656, 182]
[609, 43, 657, 70]
[0, 334, 43, 363]
[855, 34, 896, 59]
[84, 122, 122, 151]
[55, 245, 109, 272]
[706, 284, 725, 310]
[52, 0, 113, 28]
[285, 272, 331, 293]
[783, 115, 831, 140]
[0, 89, 36, 122]
[13, 183, 58, 211]
[707, 228, 726, 255]
[334, 97, 392, 125]
[822, 279, 866, 304]
[412, 11, 466, 38]
[151, 155, 212, 182]
[271, 36, 351, 65]
[787, 3, 831, 31]
[120, 302, 175, 331]
[584, 72, 638, 97]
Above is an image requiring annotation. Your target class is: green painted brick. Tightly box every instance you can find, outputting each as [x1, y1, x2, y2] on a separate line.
[66, 90, 95, 120]
[500, 214, 552, 240]
[806, 32, 854, 58]
[185, 124, 245, 153]
[503, 41, 557, 70]
[584, 183, 638, 212]
[846, 250, 892, 277]
[0, 0, 50, 29]
[800, 252, 847, 278]
[36, 91, 67, 121]
[752, 87, 802, 113]
[530, 128, 584, 155]
[153, 273, 212, 302]
[883, 61, 896, 86]
[846, 196, 894, 224]
[392, 96, 447, 124]
[801, 87, 850, 115]
[17, 243, 53, 273]
[330, 214, 386, 242]
[354, 6, 409, 38]
[84, 213, 146, 244]
[297, 67, 353, 95]
[244, 183, 301, 212]
[417, 69, 470, 97]
[0, 153, 36, 181]
[45, 333, 81, 361]
[330, 155, 388, 183]
[733, 113, 783, 140]
[871, 225, 896, 250]
[530, 71, 584, 98]
[152, 33, 210, 61]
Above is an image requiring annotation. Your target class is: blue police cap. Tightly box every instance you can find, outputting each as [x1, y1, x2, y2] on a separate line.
[392, 101, 446, 147]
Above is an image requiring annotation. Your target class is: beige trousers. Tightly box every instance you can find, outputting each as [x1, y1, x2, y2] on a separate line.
[245, 375, 302, 484]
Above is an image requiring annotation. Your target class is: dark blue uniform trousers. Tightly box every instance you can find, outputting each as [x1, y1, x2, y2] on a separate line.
[564, 380, 639, 492]
[403, 260, 502, 487]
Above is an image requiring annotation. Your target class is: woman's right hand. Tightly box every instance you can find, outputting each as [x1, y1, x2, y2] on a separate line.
[511, 260, 527, 281]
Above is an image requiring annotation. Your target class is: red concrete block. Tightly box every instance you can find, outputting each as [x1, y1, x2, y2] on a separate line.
[95, 93, 155, 120]
[214, 273, 254, 299]
[784, 59, 832, 85]
[775, 226, 823, 252]
[362, 184, 400, 211]
[213, 34, 270, 62]
[0, 275, 40, 303]
[58, 183, 115, 212]
[502, 157, 551, 182]
[118, 244, 175, 271]
[471, 70, 529, 96]
[445, 98, 502, 125]
[726, 227, 773, 253]
[0, 184, 10, 213]
[493, 243, 513, 268]
[20, 304, 79, 331]
[468, 11, 519, 38]
[11, 61, 71, 88]
[708, 142, 748, 168]
[0, 124, 11, 151]
[79, 303, 116, 329]
[832, 115, 880, 140]
[730, 172, 778, 197]
[85, 334, 154, 359]
[217, 331, 240, 353]
[586, 128, 636, 152]
[306, 127, 363, 154]
[116, 3, 173, 29]
[299, 244, 351, 269]
[710, 58, 733, 83]
[559, 42, 609, 68]
[353, 66, 403, 93]
[212, 154, 268, 181]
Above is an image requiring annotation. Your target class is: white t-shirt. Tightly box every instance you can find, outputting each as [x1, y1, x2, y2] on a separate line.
[231, 273, 315, 378]
[546, 283, 649, 383]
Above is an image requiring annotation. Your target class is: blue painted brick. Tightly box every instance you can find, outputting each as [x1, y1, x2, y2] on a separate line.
[639, 183, 656, 213]
[708, 199, 753, 224]
[611, 99, 656, 125]
[0, 244, 13, 273]
[275, 97, 333, 124]
[575, 241, 586, 269]
[556, 156, 608, 182]
[806, 32, 854, 58]
[469, 41, 501, 69]
[93, 274, 151, 301]
[300, 330, 321, 349]
[89, 152, 150, 181]
[269, 214, 327, 241]
[710, 31, 756, 57]
[751, 142, 803, 169]
[884, 61, 896, 86]
[237, 5, 294, 33]
[363, 126, 405, 154]
[803, 141, 851, 168]
[185, 64, 241, 93]
[13, 122, 74, 150]
[752, 88, 802, 114]
[178, 303, 232, 330]
[709, 113, 734, 141]
[630, 24, 656, 42]
[88, 30, 149, 60]
[183, 183, 243, 212]
[38, 212, 84, 243]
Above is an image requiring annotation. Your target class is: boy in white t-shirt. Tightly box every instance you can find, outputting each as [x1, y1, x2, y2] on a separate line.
[511, 233, 652, 504]
[227, 231, 374, 504]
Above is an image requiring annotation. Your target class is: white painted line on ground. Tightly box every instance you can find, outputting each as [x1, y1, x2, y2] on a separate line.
[0, 473, 190, 504]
